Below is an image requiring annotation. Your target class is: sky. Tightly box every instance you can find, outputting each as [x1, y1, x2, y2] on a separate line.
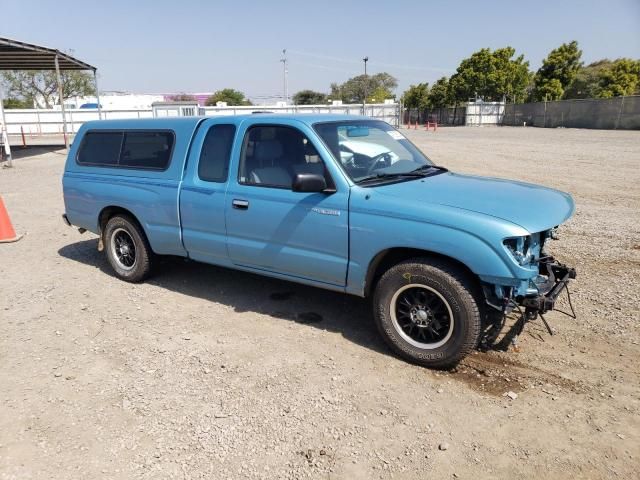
[2, 0, 639, 102]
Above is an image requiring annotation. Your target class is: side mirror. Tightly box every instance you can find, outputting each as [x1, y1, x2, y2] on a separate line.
[292, 173, 327, 193]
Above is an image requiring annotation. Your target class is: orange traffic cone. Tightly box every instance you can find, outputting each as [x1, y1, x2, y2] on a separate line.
[0, 196, 22, 243]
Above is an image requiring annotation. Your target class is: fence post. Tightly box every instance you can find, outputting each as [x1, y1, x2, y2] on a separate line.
[0, 88, 14, 167]
[615, 96, 625, 130]
[54, 54, 70, 150]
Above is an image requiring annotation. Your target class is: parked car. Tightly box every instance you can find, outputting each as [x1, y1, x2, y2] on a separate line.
[62, 114, 576, 368]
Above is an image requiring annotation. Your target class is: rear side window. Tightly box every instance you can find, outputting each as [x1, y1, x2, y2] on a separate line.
[76, 130, 174, 170]
[198, 124, 236, 182]
[77, 132, 123, 166]
[120, 132, 174, 170]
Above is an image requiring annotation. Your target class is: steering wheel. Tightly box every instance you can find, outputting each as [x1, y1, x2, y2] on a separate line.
[365, 152, 391, 175]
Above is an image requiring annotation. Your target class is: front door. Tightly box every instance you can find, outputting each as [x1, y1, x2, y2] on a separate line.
[225, 123, 349, 287]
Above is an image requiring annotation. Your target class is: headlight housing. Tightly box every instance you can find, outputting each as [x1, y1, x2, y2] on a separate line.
[503, 235, 534, 266]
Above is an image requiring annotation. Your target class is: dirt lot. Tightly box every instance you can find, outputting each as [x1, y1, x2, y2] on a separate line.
[1, 126, 639, 479]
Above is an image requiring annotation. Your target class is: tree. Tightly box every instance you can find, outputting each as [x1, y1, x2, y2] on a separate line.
[367, 85, 393, 103]
[401, 83, 430, 109]
[427, 77, 451, 108]
[563, 58, 640, 99]
[205, 88, 251, 106]
[1, 70, 96, 108]
[448, 47, 531, 104]
[597, 58, 640, 98]
[531, 41, 582, 101]
[563, 59, 614, 99]
[330, 72, 397, 103]
[292, 89, 327, 105]
[2, 97, 32, 109]
[169, 93, 196, 101]
[533, 78, 564, 102]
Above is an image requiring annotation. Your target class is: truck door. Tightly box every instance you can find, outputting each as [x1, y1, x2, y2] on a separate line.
[225, 122, 349, 287]
[180, 120, 237, 265]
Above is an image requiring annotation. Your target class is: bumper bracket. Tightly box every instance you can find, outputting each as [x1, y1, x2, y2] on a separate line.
[521, 259, 576, 314]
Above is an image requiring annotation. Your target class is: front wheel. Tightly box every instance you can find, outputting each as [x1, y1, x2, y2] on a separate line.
[373, 258, 481, 369]
[104, 215, 153, 282]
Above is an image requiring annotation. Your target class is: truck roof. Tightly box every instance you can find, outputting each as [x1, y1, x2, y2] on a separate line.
[78, 113, 377, 131]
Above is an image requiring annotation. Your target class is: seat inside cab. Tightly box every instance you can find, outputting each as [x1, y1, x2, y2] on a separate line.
[242, 126, 325, 188]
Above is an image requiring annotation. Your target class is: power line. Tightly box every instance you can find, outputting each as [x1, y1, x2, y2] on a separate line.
[288, 49, 453, 73]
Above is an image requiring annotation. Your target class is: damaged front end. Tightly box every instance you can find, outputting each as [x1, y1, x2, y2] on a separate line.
[521, 258, 576, 315]
[483, 228, 577, 341]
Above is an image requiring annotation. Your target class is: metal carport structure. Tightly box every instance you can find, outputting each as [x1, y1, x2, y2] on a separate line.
[0, 36, 99, 166]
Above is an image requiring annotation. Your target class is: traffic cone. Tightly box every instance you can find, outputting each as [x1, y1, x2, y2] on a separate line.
[0, 196, 22, 243]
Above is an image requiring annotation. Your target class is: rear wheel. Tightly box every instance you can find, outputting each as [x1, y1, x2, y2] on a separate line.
[104, 215, 153, 282]
[373, 258, 481, 369]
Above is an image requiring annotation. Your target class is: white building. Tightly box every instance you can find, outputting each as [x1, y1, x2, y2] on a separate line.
[63, 92, 166, 110]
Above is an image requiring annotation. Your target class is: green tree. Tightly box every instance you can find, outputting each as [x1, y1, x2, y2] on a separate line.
[292, 89, 327, 105]
[1, 70, 96, 108]
[532, 41, 582, 101]
[563, 59, 614, 99]
[448, 47, 531, 104]
[367, 85, 394, 103]
[597, 58, 640, 97]
[401, 83, 430, 109]
[427, 77, 451, 108]
[563, 58, 640, 99]
[534, 78, 564, 102]
[2, 97, 32, 109]
[330, 72, 397, 103]
[205, 88, 251, 106]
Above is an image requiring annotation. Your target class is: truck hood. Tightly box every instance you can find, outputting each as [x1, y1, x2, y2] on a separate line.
[374, 172, 575, 233]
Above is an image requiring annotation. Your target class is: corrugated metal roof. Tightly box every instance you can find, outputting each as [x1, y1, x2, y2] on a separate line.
[0, 37, 95, 71]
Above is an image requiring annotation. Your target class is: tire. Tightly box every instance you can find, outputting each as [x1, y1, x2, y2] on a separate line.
[373, 258, 481, 369]
[103, 215, 153, 282]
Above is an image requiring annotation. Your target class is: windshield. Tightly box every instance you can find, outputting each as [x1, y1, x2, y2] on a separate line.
[314, 120, 434, 183]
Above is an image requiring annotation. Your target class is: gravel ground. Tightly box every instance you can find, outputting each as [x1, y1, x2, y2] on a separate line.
[1, 126, 639, 479]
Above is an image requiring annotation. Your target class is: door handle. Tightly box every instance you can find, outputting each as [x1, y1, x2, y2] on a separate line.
[232, 199, 249, 210]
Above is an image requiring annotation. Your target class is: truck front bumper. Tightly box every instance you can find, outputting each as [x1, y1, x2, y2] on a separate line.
[519, 259, 577, 314]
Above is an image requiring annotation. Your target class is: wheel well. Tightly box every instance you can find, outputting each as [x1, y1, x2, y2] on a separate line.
[98, 206, 142, 236]
[364, 248, 481, 298]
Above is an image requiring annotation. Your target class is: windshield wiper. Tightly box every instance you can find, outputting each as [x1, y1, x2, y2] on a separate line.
[355, 171, 429, 184]
[356, 165, 448, 184]
[408, 164, 449, 174]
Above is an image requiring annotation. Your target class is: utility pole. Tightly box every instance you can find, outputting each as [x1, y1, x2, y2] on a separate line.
[362, 56, 369, 114]
[280, 49, 288, 105]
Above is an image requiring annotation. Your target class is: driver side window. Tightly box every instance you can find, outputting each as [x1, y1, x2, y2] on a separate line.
[239, 125, 328, 189]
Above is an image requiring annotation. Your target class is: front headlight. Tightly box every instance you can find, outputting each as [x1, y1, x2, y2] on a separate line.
[503, 236, 534, 266]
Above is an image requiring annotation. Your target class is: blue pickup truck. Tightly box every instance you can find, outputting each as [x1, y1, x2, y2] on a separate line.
[62, 114, 576, 368]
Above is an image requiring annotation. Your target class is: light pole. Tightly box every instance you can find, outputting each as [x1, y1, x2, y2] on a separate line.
[280, 49, 288, 105]
[362, 56, 369, 113]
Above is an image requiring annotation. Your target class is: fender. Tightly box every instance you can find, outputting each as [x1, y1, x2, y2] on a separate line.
[63, 172, 186, 256]
[345, 187, 534, 297]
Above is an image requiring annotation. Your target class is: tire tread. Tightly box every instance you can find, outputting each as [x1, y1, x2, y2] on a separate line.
[104, 214, 153, 283]
[373, 257, 481, 368]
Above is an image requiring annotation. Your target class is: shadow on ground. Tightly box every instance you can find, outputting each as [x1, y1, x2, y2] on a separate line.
[58, 238, 391, 359]
[5, 145, 68, 160]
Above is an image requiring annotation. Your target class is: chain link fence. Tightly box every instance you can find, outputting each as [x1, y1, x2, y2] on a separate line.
[404, 96, 639, 130]
[404, 106, 466, 126]
[502, 96, 640, 130]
